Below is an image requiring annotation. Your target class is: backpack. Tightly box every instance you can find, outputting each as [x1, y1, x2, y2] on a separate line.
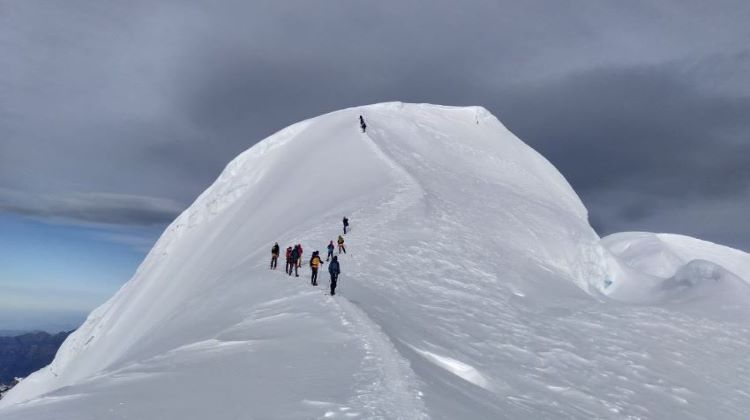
[311, 256, 321, 268]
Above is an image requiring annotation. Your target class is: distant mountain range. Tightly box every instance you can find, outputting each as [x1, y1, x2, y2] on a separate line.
[0, 331, 32, 337]
[0, 331, 72, 385]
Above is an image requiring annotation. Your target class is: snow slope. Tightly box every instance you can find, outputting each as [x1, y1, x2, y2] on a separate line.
[1, 103, 749, 419]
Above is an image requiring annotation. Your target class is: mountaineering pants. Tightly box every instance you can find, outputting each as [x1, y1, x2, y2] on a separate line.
[338, 244, 346, 254]
[327, 250, 334, 261]
[330, 273, 338, 295]
[297, 256, 302, 269]
[271, 254, 278, 269]
[343, 225, 348, 234]
[286, 260, 294, 275]
[311, 267, 319, 286]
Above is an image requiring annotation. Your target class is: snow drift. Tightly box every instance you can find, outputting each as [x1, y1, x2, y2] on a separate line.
[602, 232, 750, 305]
[1, 103, 748, 419]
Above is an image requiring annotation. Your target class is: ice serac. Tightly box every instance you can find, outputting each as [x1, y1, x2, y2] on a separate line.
[2, 103, 749, 419]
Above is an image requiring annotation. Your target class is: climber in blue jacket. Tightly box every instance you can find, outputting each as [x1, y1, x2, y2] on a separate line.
[328, 256, 341, 295]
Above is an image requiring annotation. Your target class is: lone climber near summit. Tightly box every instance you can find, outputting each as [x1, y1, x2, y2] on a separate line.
[359, 115, 367, 133]
[343, 216, 349, 234]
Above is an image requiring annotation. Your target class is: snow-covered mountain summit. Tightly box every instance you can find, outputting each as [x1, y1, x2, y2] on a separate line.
[2, 103, 748, 419]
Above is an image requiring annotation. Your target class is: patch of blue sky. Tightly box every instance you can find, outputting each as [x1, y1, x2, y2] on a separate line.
[0, 213, 162, 331]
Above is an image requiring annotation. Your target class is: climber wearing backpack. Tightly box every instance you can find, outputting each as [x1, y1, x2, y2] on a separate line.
[328, 256, 341, 295]
[270, 242, 280, 269]
[285, 246, 293, 274]
[337, 235, 346, 254]
[309, 251, 324, 286]
[289, 246, 300, 277]
[296, 244, 304, 269]
[359, 115, 367, 133]
[342, 216, 349, 234]
[326, 241, 335, 261]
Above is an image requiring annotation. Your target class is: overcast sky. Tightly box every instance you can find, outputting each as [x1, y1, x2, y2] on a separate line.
[1, 0, 749, 330]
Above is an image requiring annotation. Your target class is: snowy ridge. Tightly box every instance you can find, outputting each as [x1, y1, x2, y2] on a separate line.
[2, 103, 749, 419]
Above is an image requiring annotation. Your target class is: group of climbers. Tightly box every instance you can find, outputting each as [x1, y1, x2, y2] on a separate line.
[270, 216, 349, 295]
[281, 244, 304, 277]
[267, 115, 365, 294]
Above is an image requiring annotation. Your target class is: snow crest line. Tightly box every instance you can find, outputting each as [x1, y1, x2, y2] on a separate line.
[359, 129, 426, 222]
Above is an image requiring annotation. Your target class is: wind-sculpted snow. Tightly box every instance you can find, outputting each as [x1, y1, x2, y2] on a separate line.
[2, 103, 749, 419]
[602, 232, 750, 305]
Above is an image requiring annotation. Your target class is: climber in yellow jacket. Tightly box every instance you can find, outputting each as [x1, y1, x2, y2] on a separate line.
[309, 251, 324, 286]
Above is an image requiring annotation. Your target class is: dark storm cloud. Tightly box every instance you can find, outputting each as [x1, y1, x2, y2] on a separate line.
[1, 0, 749, 249]
[487, 59, 750, 250]
[495, 60, 750, 198]
[506, 63, 750, 251]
